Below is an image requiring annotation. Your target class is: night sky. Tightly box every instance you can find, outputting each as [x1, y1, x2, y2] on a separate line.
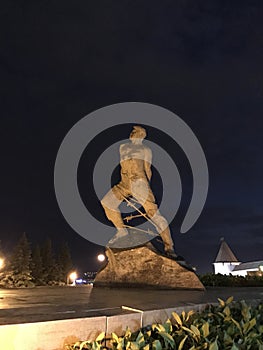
[1, 1, 263, 274]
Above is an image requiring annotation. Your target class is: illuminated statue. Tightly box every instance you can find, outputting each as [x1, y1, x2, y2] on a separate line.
[101, 126, 176, 257]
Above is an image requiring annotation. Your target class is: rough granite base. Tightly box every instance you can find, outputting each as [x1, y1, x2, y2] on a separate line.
[94, 243, 205, 290]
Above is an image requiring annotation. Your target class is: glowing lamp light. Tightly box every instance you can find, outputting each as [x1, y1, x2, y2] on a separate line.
[67, 271, 77, 286]
[69, 271, 77, 281]
[0, 258, 4, 270]
[97, 254, 106, 262]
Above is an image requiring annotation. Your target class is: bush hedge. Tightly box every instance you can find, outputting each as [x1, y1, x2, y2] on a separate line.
[67, 297, 263, 350]
[200, 274, 263, 287]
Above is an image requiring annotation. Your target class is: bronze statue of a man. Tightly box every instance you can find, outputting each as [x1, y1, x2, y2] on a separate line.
[101, 126, 175, 257]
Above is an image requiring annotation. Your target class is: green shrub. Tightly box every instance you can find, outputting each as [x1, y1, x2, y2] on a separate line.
[200, 273, 263, 287]
[66, 298, 263, 350]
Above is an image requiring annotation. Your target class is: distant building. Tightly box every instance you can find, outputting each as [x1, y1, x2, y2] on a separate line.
[231, 261, 263, 277]
[213, 238, 263, 276]
[213, 238, 241, 275]
[84, 271, 97, 282]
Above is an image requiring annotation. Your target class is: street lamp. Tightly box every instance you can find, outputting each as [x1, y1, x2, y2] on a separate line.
[97, 254, 105, 262]
[67, 271, 77, 286]
[0, 258, 4, 270]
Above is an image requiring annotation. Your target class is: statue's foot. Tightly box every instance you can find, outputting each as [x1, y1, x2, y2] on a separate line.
[165, 249, 178, 259]
[165, 250, 195, 272]
[107, 228, 129, 247]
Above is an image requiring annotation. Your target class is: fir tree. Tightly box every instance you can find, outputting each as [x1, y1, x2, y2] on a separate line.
[31, 244, 43, 285]
[58, 241, 73, 283]
[10, 232, 33, 287]
[41, 238, 53, 283]
[41, 238, 59, 284]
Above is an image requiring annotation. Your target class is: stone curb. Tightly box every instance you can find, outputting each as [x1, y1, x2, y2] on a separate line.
[0, 303, 211, 350]
[1, 299, 261, 350]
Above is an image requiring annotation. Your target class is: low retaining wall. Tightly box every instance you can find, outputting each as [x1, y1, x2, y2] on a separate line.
[0, 304, 208, 350]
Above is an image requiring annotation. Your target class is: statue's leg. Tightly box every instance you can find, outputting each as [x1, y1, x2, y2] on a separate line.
[146, 205, 175, 255]
[101, 189, 124, 228]
[101, 184, 129, 238]
[132, 180, 175, 255]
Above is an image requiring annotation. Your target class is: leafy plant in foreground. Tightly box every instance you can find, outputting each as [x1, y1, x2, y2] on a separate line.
[66, 298, 263, 350]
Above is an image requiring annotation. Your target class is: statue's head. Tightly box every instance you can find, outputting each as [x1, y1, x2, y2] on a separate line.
[129, 125, 147, 141]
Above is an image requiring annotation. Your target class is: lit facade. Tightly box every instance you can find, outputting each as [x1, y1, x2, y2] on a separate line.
[213, 239, 263, 276]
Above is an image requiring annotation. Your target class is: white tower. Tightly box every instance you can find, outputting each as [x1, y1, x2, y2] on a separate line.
[213, 238, 241, 275]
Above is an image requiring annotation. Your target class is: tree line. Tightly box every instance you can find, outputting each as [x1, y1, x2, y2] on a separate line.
[0, 233, 73, 287]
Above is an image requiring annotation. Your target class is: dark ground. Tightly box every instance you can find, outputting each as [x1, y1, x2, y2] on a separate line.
[0, 286, 263, 325]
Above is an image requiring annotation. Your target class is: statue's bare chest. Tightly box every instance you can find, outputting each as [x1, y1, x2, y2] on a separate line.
[120, 144, 146, 160]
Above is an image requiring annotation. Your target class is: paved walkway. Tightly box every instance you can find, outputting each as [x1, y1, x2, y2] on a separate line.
[1, 286, 263, 325]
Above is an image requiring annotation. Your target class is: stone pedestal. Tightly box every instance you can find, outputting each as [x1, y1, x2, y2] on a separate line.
[94, 243, 204, 290]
